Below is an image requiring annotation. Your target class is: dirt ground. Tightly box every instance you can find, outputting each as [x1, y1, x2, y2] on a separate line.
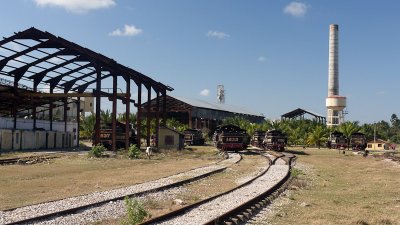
[0, 145, 221, 210]
[261, 148, 400, 225]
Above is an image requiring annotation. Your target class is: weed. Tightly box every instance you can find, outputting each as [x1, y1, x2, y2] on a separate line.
[123, 197, 149, 225]
[128, 144, 140, 159]
[291, 168, 304, 178]
[88, 144, 106, 158]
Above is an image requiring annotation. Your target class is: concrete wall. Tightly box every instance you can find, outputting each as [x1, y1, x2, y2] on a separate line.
[0, 129, 76, 151]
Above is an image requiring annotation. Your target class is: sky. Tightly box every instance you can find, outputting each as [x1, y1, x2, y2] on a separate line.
[0, 0, 399, 124]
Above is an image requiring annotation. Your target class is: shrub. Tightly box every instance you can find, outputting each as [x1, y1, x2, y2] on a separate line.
[88, 144, 106, 158]
[123, 197, 148, 225]
[128, 144, 140, 159]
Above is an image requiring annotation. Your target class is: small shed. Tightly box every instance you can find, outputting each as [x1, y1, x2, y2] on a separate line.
[158, 126, 184, 150]
[366, 139, 391, 151]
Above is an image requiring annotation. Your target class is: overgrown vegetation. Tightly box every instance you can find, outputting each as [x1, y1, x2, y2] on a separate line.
[128, 144, 140, 159]
[123, 197, 149, 225]
[88, 144, 106, 158]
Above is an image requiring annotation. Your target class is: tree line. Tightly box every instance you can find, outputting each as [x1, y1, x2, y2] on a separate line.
[80, 110, 400, 148]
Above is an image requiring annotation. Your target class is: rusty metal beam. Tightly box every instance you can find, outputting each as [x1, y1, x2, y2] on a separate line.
[111, 74, 117, 151]
[146, 85, 151, 147]
[136, 83, 142, 149]
[125, 76, 130, 150]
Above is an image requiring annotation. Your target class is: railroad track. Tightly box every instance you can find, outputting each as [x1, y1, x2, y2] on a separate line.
[0, 153, 243, 225]
[140, 151, 295, 225]
[0, 155, 59, 165]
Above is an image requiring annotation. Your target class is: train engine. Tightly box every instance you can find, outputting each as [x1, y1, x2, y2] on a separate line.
[262, 129, 287, 151]
[251, 130, 266, 148]
[184, 129, 205, 146]
[95, 122, 137, 149]
[326, 131, 347, 149]
[350, 132, 367, 151]
[213, 124, 248, 151]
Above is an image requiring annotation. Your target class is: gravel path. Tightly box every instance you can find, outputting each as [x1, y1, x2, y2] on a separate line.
[155, 158, 289, 225]
[0, 153, 241, 225]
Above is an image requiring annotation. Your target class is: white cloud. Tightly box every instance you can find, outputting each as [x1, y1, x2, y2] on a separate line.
[283, 2, 308, 17]
[200, 89, 210, 96]
[376, 91, 385, 95]
[109, 25, 143, 37]
[258, 56, 267, 62]
[206, 30, 230, 39]
[34, 0, 115, 14]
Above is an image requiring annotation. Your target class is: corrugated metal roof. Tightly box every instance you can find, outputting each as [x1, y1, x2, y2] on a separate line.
[172, 96, 263, 117]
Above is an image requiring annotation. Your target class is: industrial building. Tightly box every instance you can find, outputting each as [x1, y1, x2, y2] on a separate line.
[142, 95, 265, 131]
[0, 27, 173, 151]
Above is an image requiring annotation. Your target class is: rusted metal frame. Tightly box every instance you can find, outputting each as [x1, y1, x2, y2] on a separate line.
[60, 69, 96, 92]
[76, 97, 81, 147]
[162, 90, 167, 126]
[123, 75, 131, 150]
[49, 87, 54, 131]
[145, 84, 152, 147]
[94, 64, 102, 146]
[12, 78, 18, 129]
[188, 109, 192, 128]
[32, 84, 38, 130]
[71, 74, 111, 92]
[9, 49, 71, 85]
[0, 41, 52, 71]
[136, 81, 142, 149]
[155, 91, 160, 148]
[111, 73, 118, 151]
[42, 57, 91, 83]
[63, 89, 68, 132]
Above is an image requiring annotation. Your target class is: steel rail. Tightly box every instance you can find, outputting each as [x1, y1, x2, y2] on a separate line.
[3, 154, 242, 225]
[140, 152, 274, 225]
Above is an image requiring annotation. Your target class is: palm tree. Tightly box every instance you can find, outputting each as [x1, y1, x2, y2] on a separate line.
[307, 125, 328, 149]
[338, 121, 360, 150]
[80, 114, 95, 139]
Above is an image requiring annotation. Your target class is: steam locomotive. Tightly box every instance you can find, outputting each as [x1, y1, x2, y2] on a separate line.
[184, 129, 205, 146]
[213, 124, 249, 151]
[350, 132, 367, 150]
[251, 130, 266, 148]
[96, 122, 137, 149]
[326, 131, 347, 149]
[262, 129, 287, 151]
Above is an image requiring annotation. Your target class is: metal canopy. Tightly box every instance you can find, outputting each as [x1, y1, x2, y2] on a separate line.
[281, 108, 326, 123]
[0, 27, 174, 150]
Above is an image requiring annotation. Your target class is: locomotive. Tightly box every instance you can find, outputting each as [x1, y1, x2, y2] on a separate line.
[262, 129, 287, 151]
[183, 129, 205, 146]
[326, 131, 348, 149]
[350, 132, 367, 151]
[213, 124, 249, 151]
[95, 122, 137, 149]
[251, 130, 266, 148]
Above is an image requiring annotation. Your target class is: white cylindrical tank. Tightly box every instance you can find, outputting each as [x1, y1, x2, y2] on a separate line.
[326, 96, 346, 110]
[328, 24, 339, 96]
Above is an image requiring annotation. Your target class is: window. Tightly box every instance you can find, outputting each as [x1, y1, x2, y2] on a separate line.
[378, 144, 382, 147]
[165, 135, 174, 145]
[367, 144, 372, 148]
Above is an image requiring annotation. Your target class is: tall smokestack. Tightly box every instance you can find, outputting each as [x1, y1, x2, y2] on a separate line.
[328, 24, 339, 96]
[326, 24, 346, 126]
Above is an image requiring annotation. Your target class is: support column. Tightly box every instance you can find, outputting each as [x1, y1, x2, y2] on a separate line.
[155, 91, 160, 148]
[111, 74, 117, 151]
[136, 83, 142, 149]
[63, 90, 68, 132]
[125, 76, 130, 150]
[94, 66, 101, 146]
[146, 86, 151, 147]
[49, 87, 54, 131]
[188, 110, 192, 128]
[77, 97, 81, 147]
[33, 86, 37, 130]
[162, 90, 167, 126]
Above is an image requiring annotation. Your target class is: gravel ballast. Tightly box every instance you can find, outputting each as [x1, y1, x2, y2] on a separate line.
[0, 153, 241, 225]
